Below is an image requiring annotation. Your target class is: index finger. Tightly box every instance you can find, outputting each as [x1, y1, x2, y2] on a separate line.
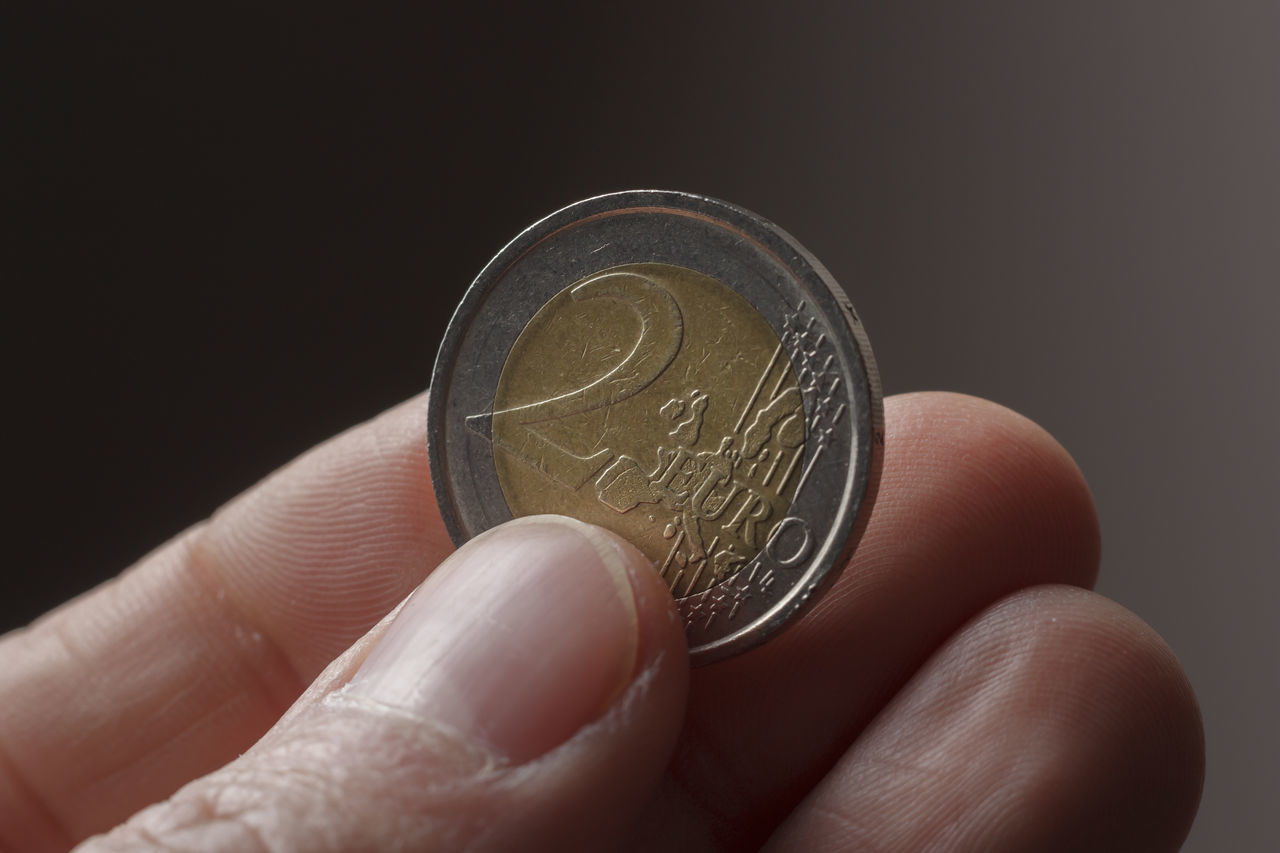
[0, 392, 451, 849]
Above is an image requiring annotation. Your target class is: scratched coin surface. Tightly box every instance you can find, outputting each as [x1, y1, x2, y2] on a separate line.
[428, 190, 882, 663]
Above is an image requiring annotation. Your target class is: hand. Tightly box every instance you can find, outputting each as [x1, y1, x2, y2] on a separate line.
[0, 392, 1203, 851]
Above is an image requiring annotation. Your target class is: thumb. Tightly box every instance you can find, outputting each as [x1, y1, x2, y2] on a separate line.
[81, 516, 689, 852]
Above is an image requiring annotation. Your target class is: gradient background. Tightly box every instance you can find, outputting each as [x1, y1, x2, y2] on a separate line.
[8, 3, 1277, 849]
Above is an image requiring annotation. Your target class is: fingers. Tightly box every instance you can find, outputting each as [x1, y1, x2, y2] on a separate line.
[80, 517, 690, 853]
[638, 392, 1102, 848]
[0, 389, 1103, 850]
[0, 393, 451, 847]
[763, 586, 1205, 853]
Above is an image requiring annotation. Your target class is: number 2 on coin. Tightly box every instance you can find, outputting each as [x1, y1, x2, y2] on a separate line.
[468, 271, 684, 490]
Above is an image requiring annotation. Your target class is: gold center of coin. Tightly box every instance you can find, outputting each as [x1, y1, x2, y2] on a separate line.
[491, 262, 805, 597]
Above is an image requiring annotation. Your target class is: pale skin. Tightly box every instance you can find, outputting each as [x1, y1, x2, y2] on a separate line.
[0, 392, 1204, 851]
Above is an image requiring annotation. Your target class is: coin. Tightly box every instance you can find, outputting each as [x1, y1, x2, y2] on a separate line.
[428, 190, 882, 664]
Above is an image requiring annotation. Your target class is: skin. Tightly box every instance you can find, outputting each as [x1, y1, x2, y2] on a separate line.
[0, 392, 1204, 851]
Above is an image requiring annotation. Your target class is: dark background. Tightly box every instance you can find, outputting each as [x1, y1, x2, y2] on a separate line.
[8, 3, 1277, 849]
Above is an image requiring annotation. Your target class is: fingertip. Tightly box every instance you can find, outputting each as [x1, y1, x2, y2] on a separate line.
[921, 585, 1205, 852]
[562, 515, 690, 680]
[882, 392, 1101, 589]
[1000, 587, 1205, 851]
[85, 515, 693, 852]
[764, 585, 1204, 853]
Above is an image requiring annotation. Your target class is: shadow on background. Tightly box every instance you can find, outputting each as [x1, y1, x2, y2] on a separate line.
[8, 3, 1277, 849]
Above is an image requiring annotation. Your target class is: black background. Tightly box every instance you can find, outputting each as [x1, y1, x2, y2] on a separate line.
[7, 4, 1277, 849]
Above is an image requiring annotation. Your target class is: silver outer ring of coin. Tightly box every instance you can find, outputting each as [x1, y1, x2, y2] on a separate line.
[428, 190, 883, 665]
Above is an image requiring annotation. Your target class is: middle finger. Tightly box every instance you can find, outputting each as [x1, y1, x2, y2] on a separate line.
[634, 391, 1101, 850]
